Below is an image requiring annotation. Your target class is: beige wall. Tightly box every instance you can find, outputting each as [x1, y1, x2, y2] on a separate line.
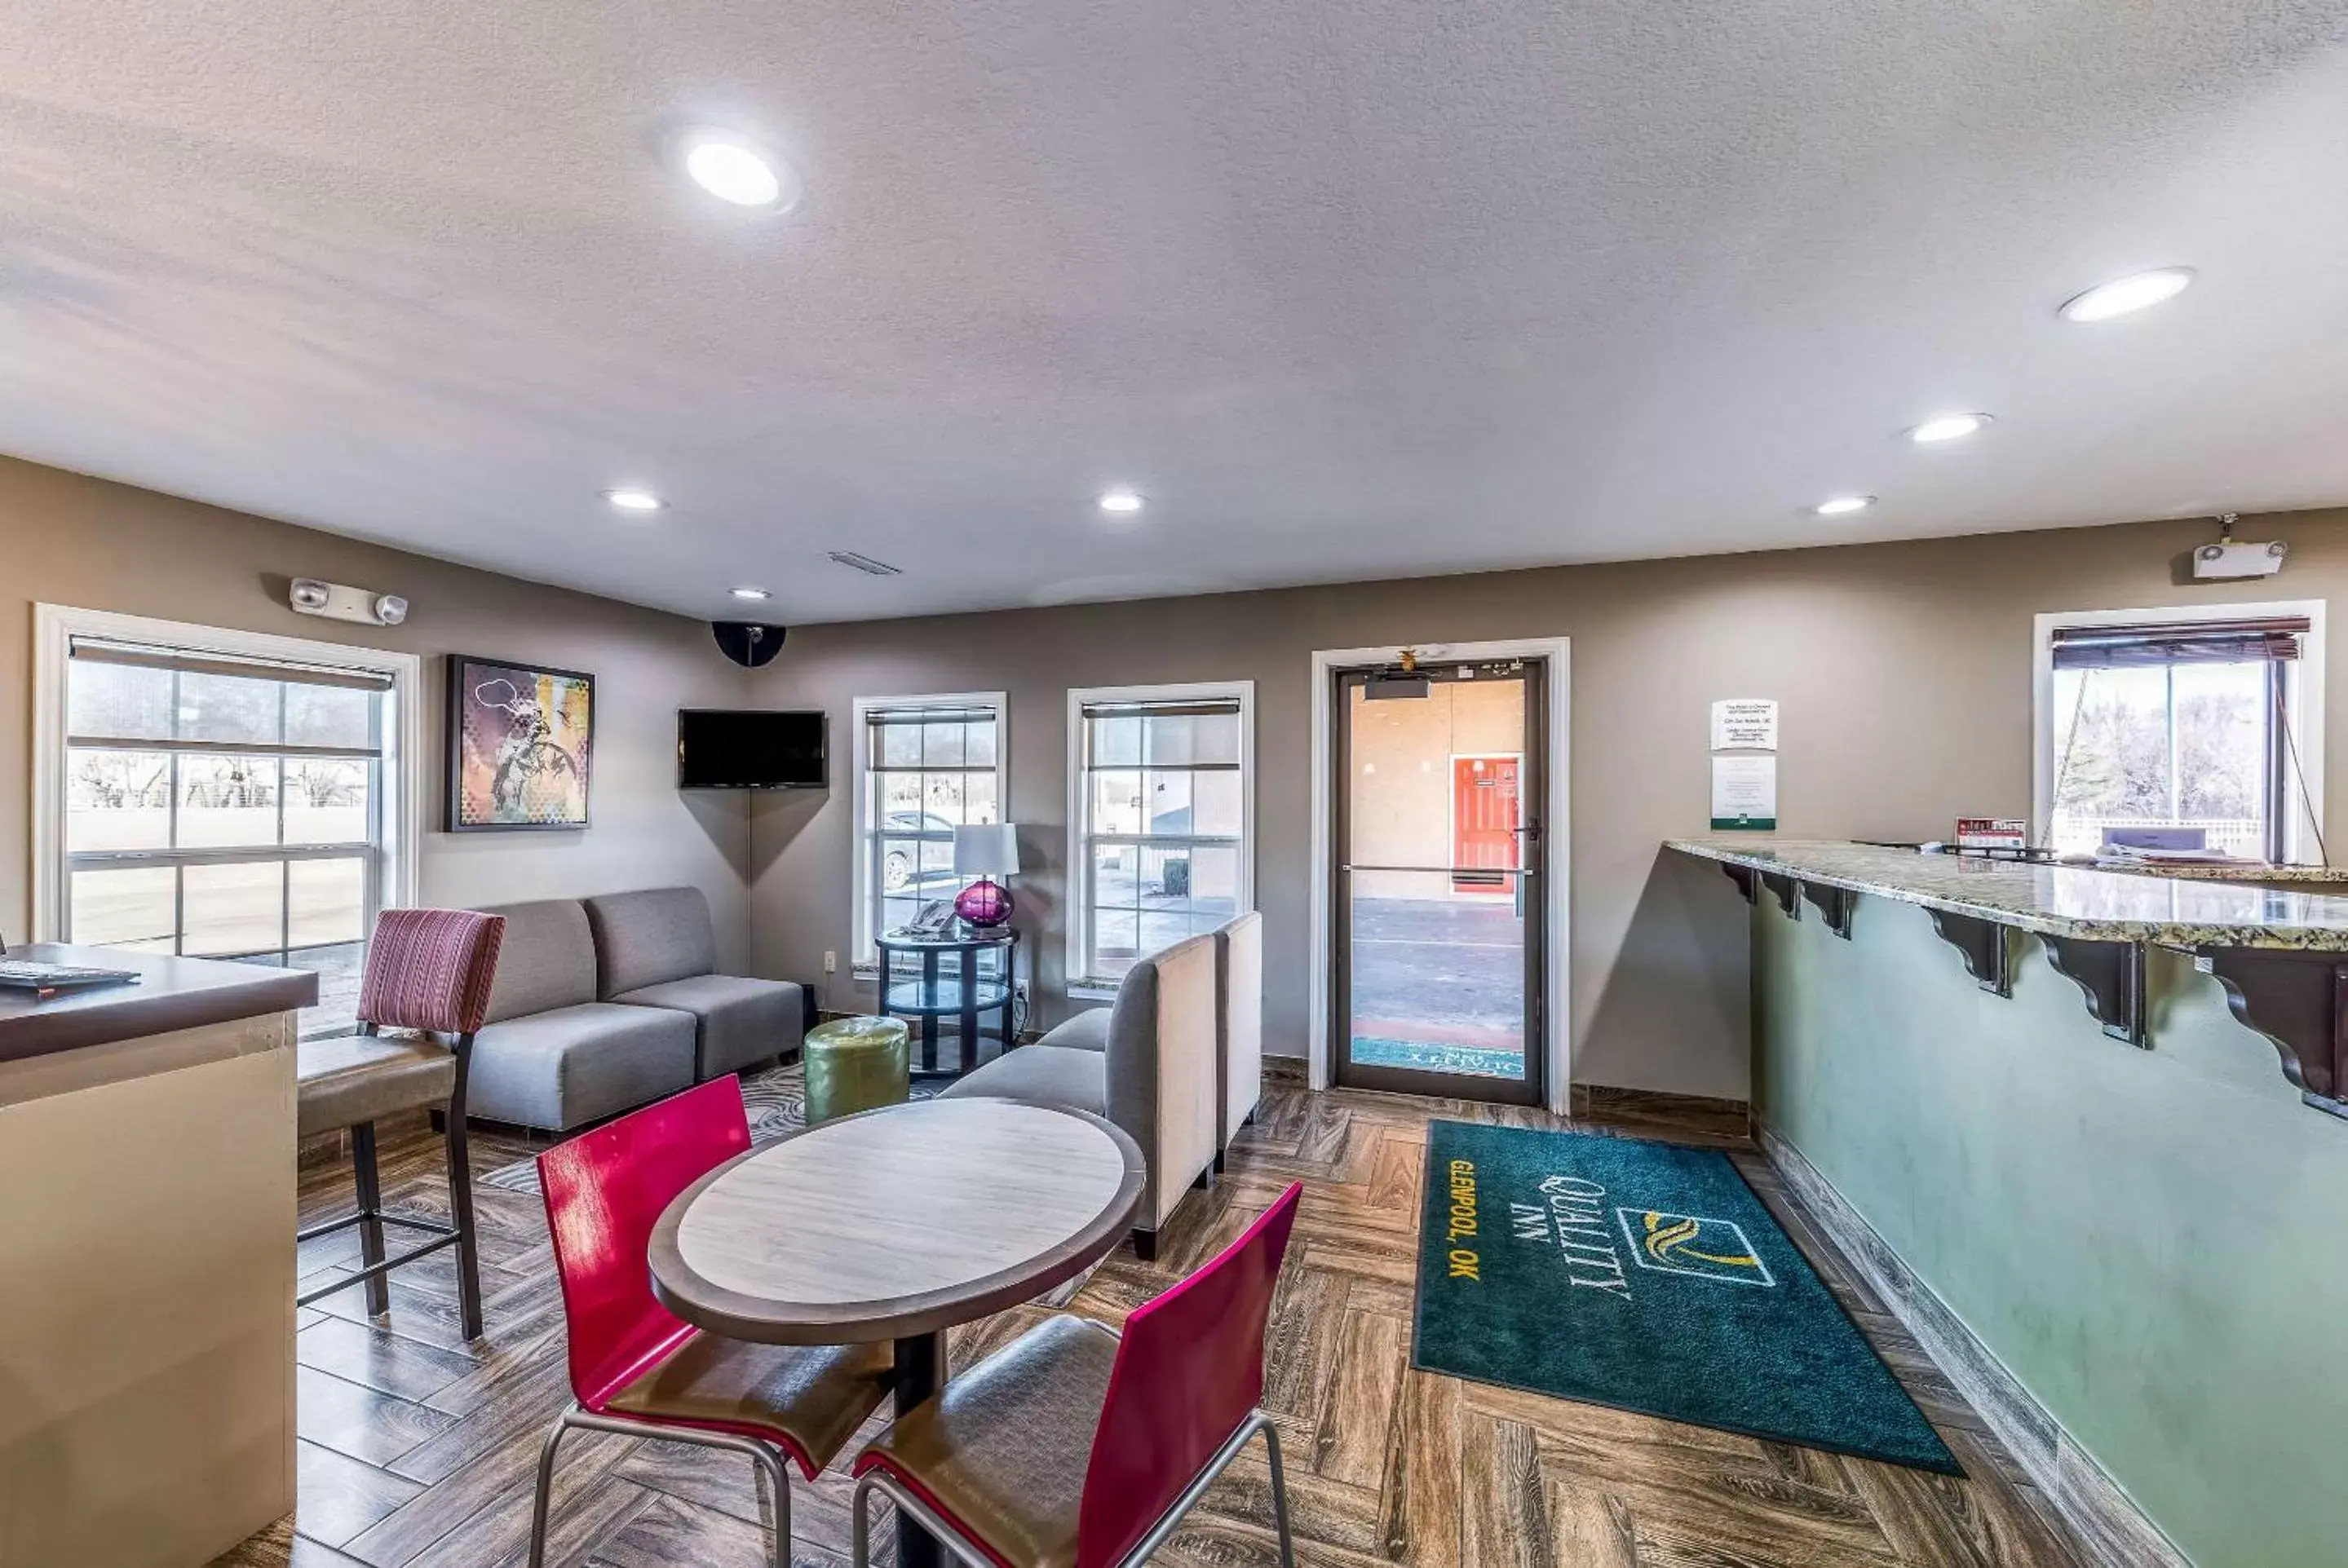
[0, 457, 752, 965]
[747, 507, 2348, 1098]
[8, 449, 2341, 1101]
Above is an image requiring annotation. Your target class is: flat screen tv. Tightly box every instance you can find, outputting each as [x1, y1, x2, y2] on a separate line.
[677, 709, 827, 789]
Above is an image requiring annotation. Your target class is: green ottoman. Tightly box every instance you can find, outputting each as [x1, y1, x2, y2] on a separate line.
[803, 1015, 910, 1125]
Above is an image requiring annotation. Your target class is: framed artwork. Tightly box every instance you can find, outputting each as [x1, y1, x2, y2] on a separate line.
[447, 654, 595, 831]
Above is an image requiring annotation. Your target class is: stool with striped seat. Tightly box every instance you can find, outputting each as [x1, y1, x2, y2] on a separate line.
[297, 908, 506, 1341]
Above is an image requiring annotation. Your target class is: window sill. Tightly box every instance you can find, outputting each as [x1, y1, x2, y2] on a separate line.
[1068, 983, 1121, 1003]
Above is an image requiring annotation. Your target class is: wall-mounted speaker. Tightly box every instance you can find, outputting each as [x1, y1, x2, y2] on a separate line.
[713, 621, 788, 668]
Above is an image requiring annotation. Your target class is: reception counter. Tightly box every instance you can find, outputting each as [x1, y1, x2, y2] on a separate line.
[1669, 838, 2348, 1568]
[0, 946, 315, 1567]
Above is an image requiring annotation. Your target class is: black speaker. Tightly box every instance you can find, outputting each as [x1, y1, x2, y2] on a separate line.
[712, 621, 788, 668]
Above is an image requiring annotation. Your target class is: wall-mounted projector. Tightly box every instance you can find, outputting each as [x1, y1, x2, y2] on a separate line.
[290, 578, 409, 626]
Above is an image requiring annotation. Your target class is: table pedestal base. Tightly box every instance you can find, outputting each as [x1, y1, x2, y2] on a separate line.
[892, 1331, 948, 1568]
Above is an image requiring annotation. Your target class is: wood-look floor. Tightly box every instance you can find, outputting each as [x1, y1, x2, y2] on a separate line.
[218, 1073, 2089, 1567]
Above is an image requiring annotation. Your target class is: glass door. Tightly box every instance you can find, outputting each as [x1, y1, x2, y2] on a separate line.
[1333, 657, 1545, 1104]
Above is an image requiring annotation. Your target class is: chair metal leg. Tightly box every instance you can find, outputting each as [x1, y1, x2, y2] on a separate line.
[442, 1047, 484, 1341]
[1117, 1410, 1290, 1567]
[852, 1471, 996, 1568]
[526, 1407, 575, 1568]
[350, 1121, 389, 1315]
[850, 1472, 876, 1568]
[1262, 1416, 1298, 1568]
[542, 1405, 801, 1566]
[749, 1438, 791, 1568]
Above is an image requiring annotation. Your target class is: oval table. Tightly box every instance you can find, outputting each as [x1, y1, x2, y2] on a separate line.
[648, 1097, 1147, 1568]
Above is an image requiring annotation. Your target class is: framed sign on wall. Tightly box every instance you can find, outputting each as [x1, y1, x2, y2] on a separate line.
[447, 653, 595, 831]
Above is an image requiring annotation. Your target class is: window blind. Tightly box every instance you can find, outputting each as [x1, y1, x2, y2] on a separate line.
[71, 638, 396, 691]
[2050, 617, 2309, 669]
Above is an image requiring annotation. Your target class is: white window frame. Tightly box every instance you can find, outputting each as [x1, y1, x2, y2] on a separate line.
[1065, 680, 1257, 1001]
[2032, 599, 2326, 863]
[30, 602, 424, 956]
[850, 691, 1010, 974]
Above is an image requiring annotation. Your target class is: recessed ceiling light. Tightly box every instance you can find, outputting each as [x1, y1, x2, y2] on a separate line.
[1812, 495, 1876, 517]
[1908, 413, 1993, 444]
[677, 129, 799, 211]
[2058, 267, 2195, 323]
[1097, 489, 1145, 515]
[729, 585, 772, 601]
[604, 488, 664, 514]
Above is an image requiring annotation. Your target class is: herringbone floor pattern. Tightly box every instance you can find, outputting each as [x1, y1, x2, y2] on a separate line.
[218, 1070, 2085, 1567]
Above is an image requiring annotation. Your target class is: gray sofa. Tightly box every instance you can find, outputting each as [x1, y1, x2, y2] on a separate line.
[943, 930, 1221, 1260]
[465, 888, 805, 1132]
[586, 887, 807, 1081]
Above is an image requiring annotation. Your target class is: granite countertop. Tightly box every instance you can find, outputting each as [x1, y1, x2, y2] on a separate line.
[1665, 837, 2348, 951]
[2091, 860, 2348, 884]
[0, 944, 318, 1063]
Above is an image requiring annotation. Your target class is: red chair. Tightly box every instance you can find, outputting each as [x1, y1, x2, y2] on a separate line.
[296, 908, 505, 1341]
[848, 1182, 1304, 1568]
[529, 1078, 893, 1568]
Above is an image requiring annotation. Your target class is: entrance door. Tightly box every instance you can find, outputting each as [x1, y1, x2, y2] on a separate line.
[1333, 659, 1545, 1105]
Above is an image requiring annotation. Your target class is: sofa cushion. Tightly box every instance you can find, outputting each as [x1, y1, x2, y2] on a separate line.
[613, 974, 806, 1080]
[586, 887, 718, 998]
[475, 899, 599, 1023]
[1033, 1008, 1109, 1053]
[940, 1045, 1108, 1119]
[467, 1002, 696, 1131]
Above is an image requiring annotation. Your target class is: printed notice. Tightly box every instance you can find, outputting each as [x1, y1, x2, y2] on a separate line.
[1710, 699, 1779, 751]
[1710, 755, 1777, 831]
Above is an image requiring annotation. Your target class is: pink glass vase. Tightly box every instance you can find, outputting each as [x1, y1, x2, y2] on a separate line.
[954, 877, 1013, 927]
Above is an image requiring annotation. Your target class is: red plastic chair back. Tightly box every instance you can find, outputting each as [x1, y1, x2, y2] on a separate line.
[1075, 1183, 1303, 1567]
[537, 1078, 752, 1408]
[356, 908, 506, 1036]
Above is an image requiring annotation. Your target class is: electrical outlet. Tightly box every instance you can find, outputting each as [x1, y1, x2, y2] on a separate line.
[823, 950, 838, 974]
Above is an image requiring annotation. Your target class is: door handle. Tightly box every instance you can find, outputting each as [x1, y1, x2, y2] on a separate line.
[1340, 864, 1537, 876]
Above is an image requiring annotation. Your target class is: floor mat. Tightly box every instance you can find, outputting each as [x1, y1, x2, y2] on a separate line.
[1413, 1119, 1957, 1473]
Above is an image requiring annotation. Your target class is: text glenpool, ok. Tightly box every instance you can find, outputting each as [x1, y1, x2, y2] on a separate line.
[1445, 1159, 1480, 1279]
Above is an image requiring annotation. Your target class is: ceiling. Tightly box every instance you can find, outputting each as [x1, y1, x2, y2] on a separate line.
[3, 2, 2346, 625]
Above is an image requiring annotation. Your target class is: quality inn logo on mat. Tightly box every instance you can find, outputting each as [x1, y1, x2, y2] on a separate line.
[1617, 1208, 1776, 1288]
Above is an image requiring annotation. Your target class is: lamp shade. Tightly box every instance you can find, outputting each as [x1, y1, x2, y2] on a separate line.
[953, 823, 1022, 877]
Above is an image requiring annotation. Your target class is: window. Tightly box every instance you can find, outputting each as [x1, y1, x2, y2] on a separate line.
[851, 694, 1007, 967]
[2036, 606, 2324, 862]
[1068, 683, 1254, 993]
[35, 607, 420, 1038]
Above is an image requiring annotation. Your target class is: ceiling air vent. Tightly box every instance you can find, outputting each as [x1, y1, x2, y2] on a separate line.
[827, 551, 903, 576]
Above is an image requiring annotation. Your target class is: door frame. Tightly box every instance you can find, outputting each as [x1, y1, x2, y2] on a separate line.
[1308, 638, 1571, 1111]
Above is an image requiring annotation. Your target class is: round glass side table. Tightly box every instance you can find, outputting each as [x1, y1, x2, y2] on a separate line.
[873, 925, 1021, 1080]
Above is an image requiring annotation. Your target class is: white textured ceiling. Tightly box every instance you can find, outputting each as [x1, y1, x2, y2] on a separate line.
[2, 1, 2346, 622]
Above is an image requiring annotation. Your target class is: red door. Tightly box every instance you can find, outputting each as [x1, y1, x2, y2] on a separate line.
[1452, 757, 1520, 894]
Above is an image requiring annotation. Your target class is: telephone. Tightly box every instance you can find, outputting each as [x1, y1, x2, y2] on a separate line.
[904, 899, 957, 938]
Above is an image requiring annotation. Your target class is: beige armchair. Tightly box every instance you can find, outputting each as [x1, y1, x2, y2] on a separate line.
[942, 932, 1220, 1260]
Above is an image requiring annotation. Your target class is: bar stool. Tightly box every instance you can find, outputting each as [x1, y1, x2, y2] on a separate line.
[296, 908, 506, 1341]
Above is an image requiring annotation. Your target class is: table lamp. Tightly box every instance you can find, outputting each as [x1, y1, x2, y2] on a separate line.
[953, 824, 1022, 927]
